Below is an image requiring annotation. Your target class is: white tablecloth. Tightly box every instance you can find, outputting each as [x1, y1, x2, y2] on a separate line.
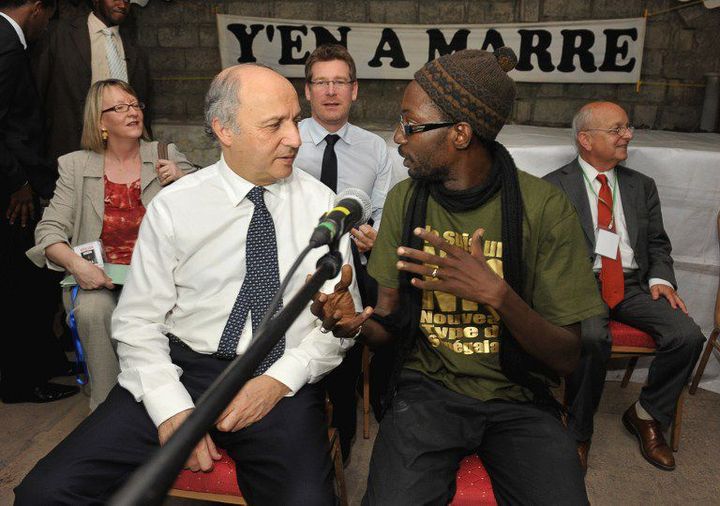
[380, 125, 720, 393]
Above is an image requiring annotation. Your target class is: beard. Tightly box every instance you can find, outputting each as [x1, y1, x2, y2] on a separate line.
[406, 155, 450, 183]
[399, 146, 450, 183]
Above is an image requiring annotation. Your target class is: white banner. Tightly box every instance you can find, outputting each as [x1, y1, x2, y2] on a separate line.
[217, 15, 646, 83]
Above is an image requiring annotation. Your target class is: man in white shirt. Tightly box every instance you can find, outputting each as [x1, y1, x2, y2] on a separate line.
[293, 43, 394, 461]
[16, 64, 368, 506]
[544, 102, 705, 472]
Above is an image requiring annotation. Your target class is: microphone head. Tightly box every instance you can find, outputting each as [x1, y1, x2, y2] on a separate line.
[335, 188, 372, 224]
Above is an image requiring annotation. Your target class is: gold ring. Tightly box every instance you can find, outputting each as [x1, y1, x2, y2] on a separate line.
[431, 267, 439, 278]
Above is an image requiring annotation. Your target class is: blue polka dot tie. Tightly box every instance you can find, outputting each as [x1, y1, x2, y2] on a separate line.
[215, 186, 285, 374]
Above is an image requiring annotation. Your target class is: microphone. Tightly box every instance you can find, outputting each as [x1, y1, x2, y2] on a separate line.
[309, 188, 372, 248]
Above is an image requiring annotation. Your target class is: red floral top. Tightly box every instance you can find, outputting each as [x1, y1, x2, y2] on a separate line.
[100, 176, 146, 265]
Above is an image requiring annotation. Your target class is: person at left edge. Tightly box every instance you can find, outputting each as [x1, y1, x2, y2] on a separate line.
[15, 64, 370, 506]
[0, 0, 79, 404]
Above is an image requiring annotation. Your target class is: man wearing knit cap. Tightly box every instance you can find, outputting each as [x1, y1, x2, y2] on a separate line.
[356, 49, 605, 504]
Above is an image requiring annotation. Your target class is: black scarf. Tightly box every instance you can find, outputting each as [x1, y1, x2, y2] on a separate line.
[372, 141, 557, 415]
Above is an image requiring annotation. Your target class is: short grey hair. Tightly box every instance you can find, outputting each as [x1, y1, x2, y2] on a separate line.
[203, 63, 276, 140]
[204, 67, 243, 139]
[571, 105, 595, 151]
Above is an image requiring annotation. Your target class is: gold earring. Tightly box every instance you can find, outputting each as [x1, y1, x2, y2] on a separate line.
[101, 128, 109, 141]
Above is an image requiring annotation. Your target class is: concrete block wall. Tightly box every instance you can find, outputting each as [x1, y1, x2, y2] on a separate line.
[55, 0, 720, 165]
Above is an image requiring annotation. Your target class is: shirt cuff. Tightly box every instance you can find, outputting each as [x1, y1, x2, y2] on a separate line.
[140, 380, 195, 427]
[648, 278, 673, 289]
[263, 354, 310, 396]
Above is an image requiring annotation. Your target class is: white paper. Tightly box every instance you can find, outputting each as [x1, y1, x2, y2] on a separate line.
[595, 228, 620, 259]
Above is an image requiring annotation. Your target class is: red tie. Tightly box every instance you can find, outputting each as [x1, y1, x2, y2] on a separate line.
[597, 174, 624, 309]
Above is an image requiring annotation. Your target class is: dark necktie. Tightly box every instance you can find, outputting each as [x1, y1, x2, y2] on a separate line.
[320, 134, 340, 192]
[215, 186, 285, 375]
[597, 174, 624, 309]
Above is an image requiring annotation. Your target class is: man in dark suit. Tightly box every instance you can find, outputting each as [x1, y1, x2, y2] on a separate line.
[544, 101, 705, 472]
[0, 0, 78, 403]
[31, 0, 151, 163]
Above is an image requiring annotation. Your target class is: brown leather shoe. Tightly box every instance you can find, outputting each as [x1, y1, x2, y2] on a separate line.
[622, 404, 675, 471]
[577, 439, 591, 473]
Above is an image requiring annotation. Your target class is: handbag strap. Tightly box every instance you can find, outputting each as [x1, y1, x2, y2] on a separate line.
[157, 141, 169, 160]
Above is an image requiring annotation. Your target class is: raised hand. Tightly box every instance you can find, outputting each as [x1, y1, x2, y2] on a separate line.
[396, 227, 508, 310]
[309, 264, 373, 338]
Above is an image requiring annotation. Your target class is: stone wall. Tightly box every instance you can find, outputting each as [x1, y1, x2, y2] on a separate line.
[56, 0, 720, 164]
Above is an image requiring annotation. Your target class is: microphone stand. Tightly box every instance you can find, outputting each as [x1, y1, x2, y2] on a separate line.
[109, 248, 343, 506]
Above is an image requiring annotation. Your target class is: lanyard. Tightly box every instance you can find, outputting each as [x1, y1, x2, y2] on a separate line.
[68, 285, 89, 385]
[581, 170, 618, 230]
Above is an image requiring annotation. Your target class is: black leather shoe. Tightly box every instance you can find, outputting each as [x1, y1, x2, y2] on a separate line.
[2, 382, 80, 404]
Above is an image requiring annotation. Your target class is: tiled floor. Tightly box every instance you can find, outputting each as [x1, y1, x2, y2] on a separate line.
[2, 379, 719, 505]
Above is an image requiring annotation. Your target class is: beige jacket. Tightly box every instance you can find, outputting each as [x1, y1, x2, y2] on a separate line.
[27, 140, 195, 269]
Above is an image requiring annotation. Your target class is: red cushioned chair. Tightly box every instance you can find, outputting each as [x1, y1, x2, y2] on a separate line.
[169, 427, 346, 505]
[168, 398, 348, 505]
[169, 447, 497, 506]
[450, 454, 498, 506]
[609, 320, 685, 451]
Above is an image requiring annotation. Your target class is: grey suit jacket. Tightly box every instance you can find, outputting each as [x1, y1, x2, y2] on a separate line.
[27, 140, 194, 269]
[543, 158, 676, 289]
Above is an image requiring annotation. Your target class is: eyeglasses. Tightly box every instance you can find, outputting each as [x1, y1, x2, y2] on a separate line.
[398, 115, 456, 136]
[583, 126, 635, 137]
[308, 79, 355, 89]
[101, 102, 145, 114]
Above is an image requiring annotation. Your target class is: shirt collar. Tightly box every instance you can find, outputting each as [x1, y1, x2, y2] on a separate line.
[1, 12, 26, 49]
[307, 117, 352, 146]
[217, 155, 287, 207]
[88, 11, 118, 34]
[578, 155, 616, 185]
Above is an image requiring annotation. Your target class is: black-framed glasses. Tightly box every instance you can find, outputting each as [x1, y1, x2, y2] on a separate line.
[583, 126, 635, 137]
[101, 102, 145, 114]
[308, 79, 356, 89]
[398, 115, 456, 136]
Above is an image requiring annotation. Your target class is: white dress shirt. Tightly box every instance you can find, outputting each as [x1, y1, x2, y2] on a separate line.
[87, 12, 126, 84]
[577, 156, 671, 289]
[294, 118, 393, 228]
[0, 12, 26, 49]
[112, 157, 361, 427]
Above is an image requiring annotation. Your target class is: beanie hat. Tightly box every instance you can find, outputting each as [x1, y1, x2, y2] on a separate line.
[414, 47, 518, 141]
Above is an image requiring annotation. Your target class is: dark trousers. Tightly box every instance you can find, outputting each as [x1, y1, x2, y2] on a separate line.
[363, 370, 587, 506]
[565, 274, 705, 441]
[0, 192, 66, 400]
[325, 244, 380, 460]
[14, 342, 334, 506]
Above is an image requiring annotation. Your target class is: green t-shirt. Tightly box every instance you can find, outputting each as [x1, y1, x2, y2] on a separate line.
[368, 171, 605, 402]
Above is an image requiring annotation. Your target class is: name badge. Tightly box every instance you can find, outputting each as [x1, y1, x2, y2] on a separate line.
[595, 228, 620, 259]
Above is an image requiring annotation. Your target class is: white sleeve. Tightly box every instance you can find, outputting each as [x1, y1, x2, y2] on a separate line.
[370, 143, 394, 229]
[263, 234, 362, 393]
[113, 198, 194, 427]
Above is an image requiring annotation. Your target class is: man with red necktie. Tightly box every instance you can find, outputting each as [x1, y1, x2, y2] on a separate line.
[545, 101, 705, 472]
